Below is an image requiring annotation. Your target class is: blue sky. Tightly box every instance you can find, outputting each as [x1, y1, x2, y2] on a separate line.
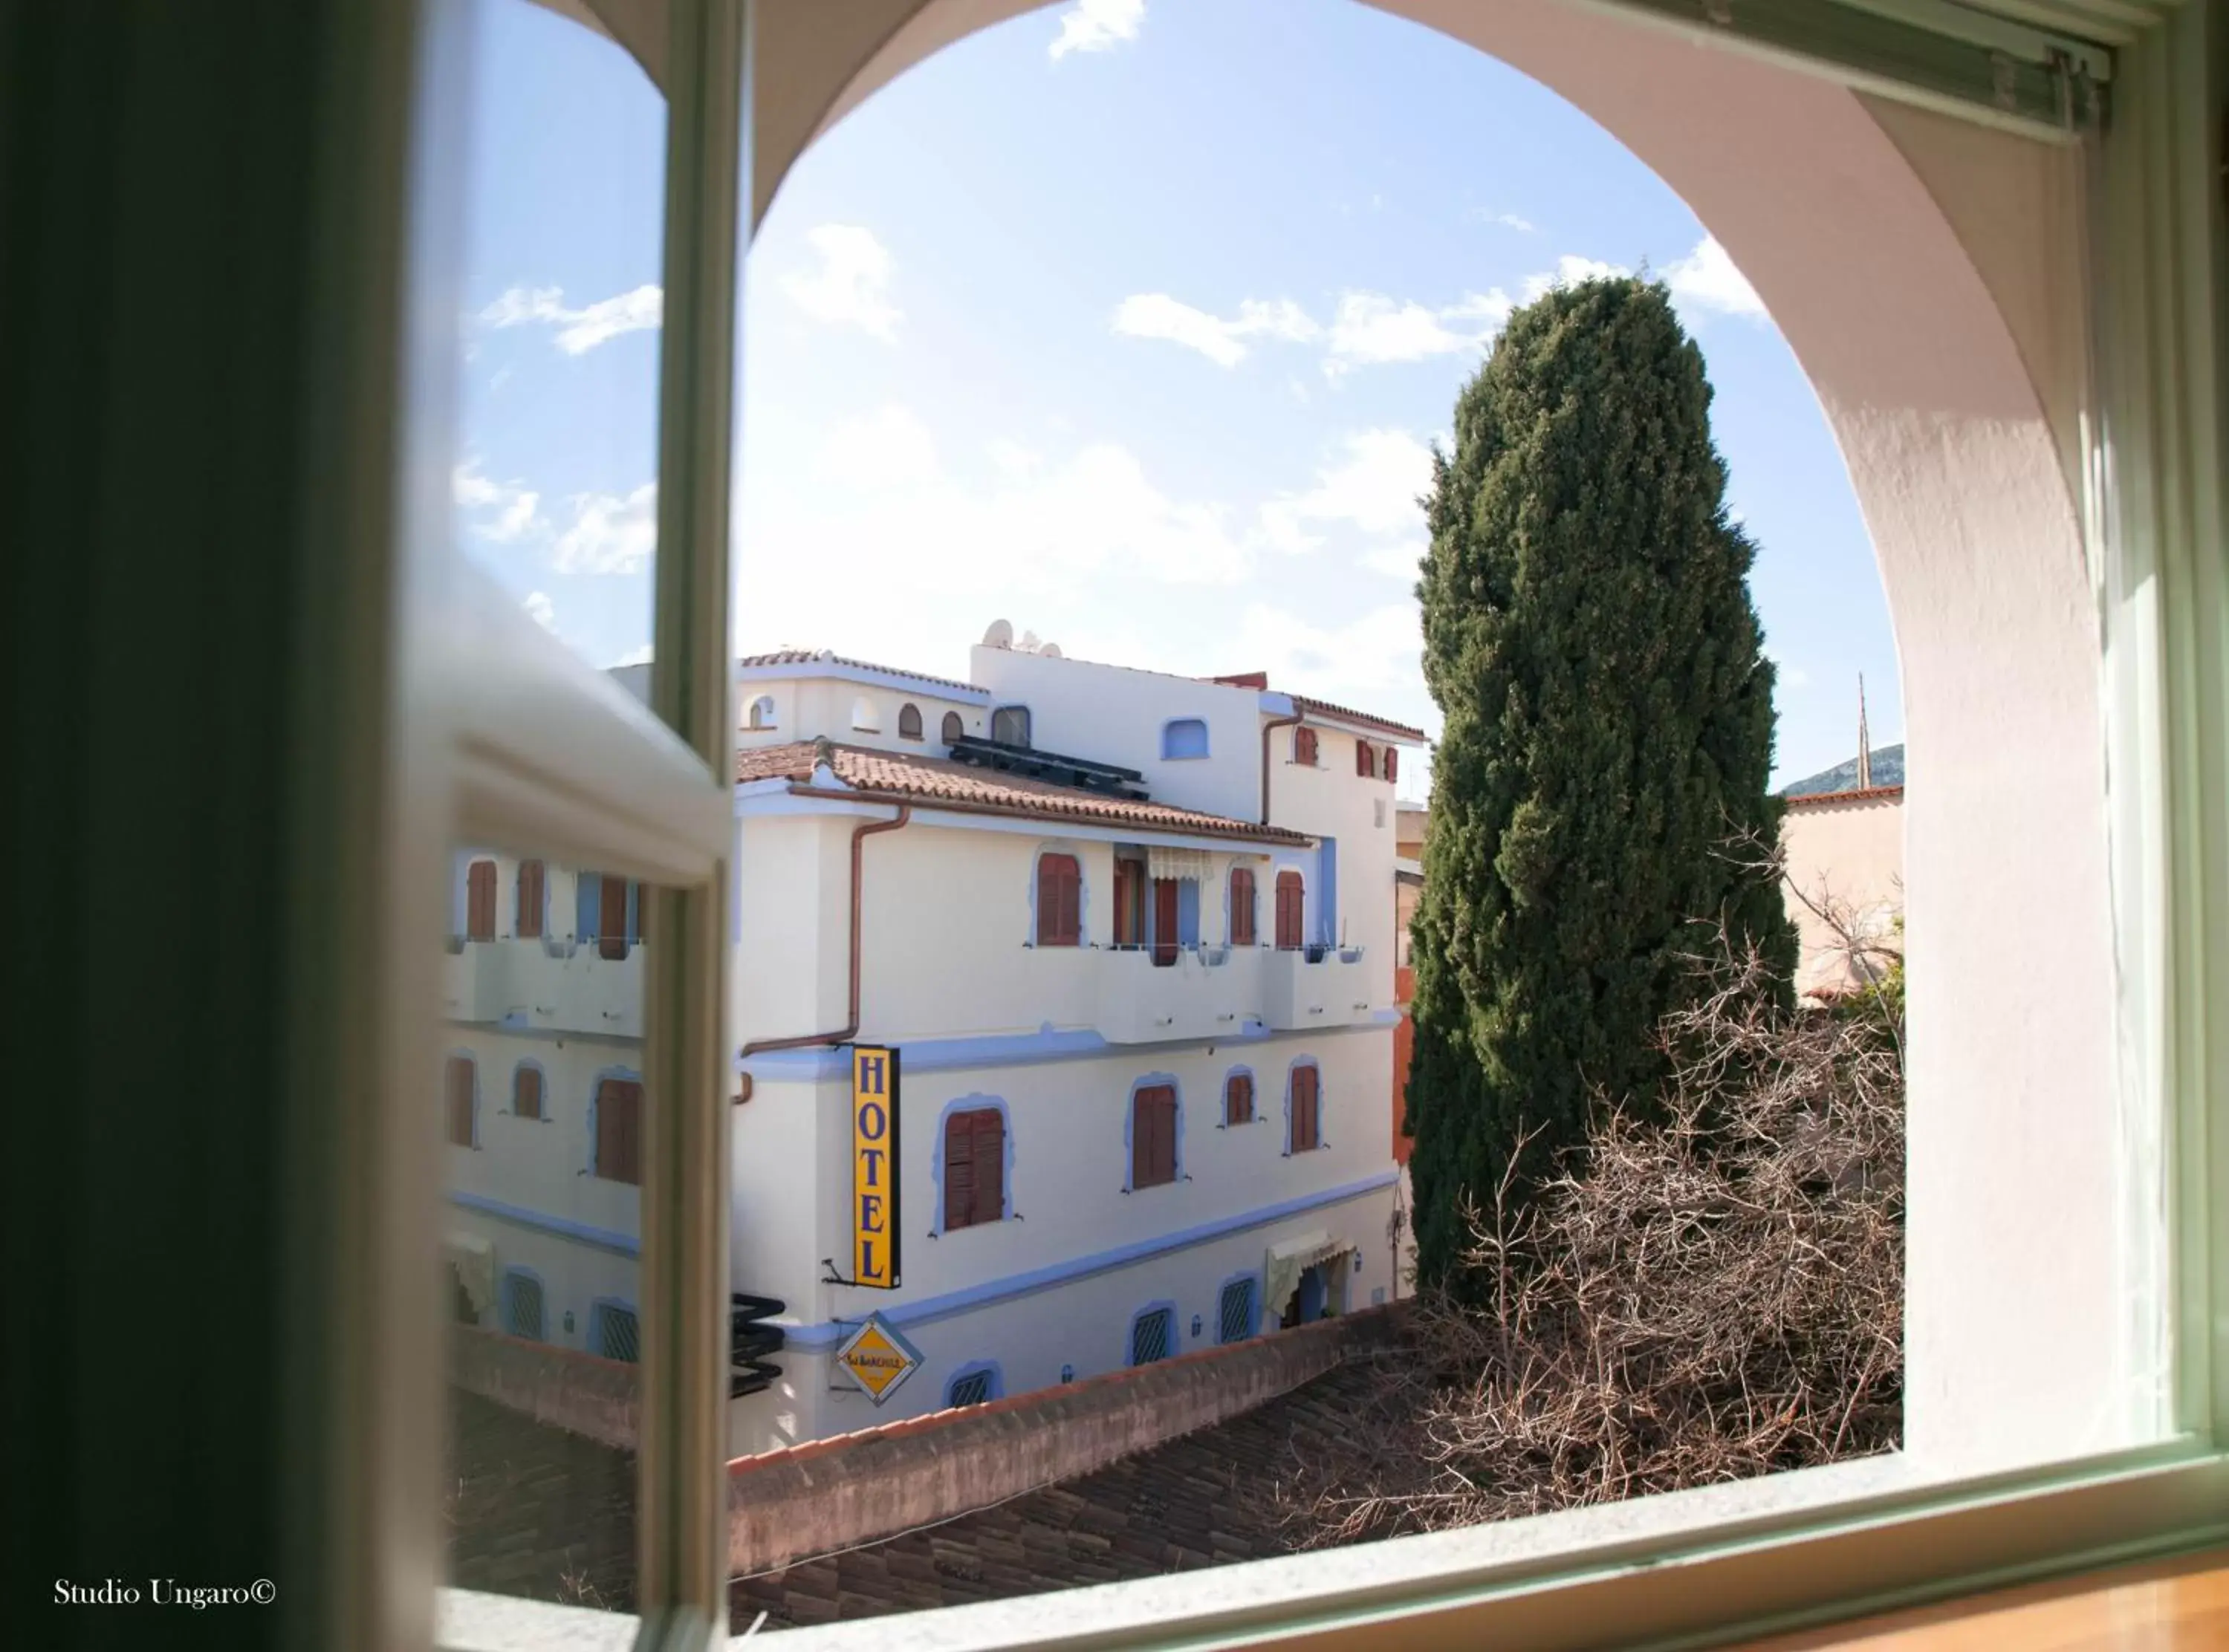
[452, 0, 1902, 794]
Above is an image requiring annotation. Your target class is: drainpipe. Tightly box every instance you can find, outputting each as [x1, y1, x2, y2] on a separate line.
[1260, 712, 1303, 826]
[738, 804, 911, 1057]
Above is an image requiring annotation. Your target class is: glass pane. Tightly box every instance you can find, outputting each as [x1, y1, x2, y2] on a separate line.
[452, 0, 665, 685]
[441, 843, 658, 1615]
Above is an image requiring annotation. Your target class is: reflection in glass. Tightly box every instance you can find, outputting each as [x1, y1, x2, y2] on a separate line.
[441, 843, 656, 1613]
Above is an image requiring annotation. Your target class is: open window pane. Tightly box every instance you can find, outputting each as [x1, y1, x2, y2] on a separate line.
[442, 839, 661, 1616]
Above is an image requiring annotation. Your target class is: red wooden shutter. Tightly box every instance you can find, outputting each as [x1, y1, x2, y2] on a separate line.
[446, 1058, 474, 1145]
[1132, 1084, 1177, 1186]
[599, 874, 629, 961]
[973, 1109, 1004, 1226]
[1152, 878, 1179, 966]
[1113, 859, 1138, 946]
[1295, 727, 1317, 766]
[1276, 871, 1303, 950]
[1037, 853, 1080, 946]
[596, 1079, 642, 1185]
[1229, 868, 1255, 946]
[944, 1110, 975, 1230]
[1157, 1090, 1178, 1183]
[513, 1065, 542, 1120]
[1226, 1072, 1253, 1126]
[467, 860, 496, 940]
[1356, 740, 1374, 777]
[1292, 1067, 1319, 1151]
[1385, 748, 1398, 786]
[516, 861, 544, 938]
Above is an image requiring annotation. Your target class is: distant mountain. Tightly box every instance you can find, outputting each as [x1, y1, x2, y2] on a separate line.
[1779, 744, 1904, 798]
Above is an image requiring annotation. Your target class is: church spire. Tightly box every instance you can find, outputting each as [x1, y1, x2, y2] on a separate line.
[1855, 674, 1872, 791]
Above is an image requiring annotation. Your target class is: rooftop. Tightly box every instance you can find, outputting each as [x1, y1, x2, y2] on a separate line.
[736, 741, 1311, 846]
[737, 649, 986, 700]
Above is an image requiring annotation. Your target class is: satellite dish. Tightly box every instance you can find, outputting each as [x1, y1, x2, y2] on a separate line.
[1040, 643, 1062, 659]
[1019, 629, 1041, 654]
[982, 619, 1014, 649]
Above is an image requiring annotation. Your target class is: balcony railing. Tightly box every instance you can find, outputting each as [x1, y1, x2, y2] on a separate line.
[441, 937, 645, 1038]
[1261, 944, 1376, 1032]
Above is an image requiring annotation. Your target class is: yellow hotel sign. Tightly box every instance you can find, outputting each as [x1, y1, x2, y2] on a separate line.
[851, 1044, 901, 1289]
[834, 1314, 924, 1405]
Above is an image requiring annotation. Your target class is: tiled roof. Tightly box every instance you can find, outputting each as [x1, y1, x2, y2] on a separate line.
[728, 1358, 1383, 1630]
[1785, 783, 1905, 808]
[737, 649, 982, 697]
[736, 741, 1311, 845]
[1288, 694, 1427, 744]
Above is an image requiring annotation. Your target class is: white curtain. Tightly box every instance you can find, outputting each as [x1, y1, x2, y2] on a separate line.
[1146, 847, 1214, 882]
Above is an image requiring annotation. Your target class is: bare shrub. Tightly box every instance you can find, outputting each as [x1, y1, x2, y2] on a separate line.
[1276, 920, 1903, 1545]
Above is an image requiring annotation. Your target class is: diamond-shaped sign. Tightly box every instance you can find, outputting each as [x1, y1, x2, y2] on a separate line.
[834, 1314, 924, 1405]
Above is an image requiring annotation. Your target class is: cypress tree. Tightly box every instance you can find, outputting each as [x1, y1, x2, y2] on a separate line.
[1406, 276, 1797, 1290]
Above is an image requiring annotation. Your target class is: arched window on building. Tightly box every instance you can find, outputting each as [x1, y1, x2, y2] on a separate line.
[512, 1064, 542, 1121]
[991, 704, 1031, 747]
[1289, 1063, 1322, 1153]
[941, 710, 964, 745]
[594, 1076, 643, 1185]
[1294, 726, 1318, 766]
[745, 694, 777, 730]
[465, 858, 497, 940]
[1274, 870, 1305, 951]
[1162, 718, 1209, 759]
[898, 703, 924, 741]
[942, 1107, 1006, 1230]
[1224, 1070, 1254, 1126]
[1035, 852, 1081, 946]
[1131, 1083, 1178, 1188]
[1229, 866, 1256, 946]
[849, 695, 880, 732]
[1356, 739, 1376, 777]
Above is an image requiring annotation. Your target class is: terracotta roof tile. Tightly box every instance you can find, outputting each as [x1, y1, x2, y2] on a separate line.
[1785, 784, 1905, 808]
[737, 649, 982, 697]
[736, 741, 1311, 846]
[1287, 695, 1427, 744]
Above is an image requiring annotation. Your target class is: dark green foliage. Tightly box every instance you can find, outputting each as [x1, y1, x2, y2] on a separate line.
[1406, 276, 1797, 1290]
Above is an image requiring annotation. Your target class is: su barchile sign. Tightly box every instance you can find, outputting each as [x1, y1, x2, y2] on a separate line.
[851, 1044, 900, 1289]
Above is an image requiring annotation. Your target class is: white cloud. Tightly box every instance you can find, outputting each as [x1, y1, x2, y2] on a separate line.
[1360, 541, 1426, 579]
[780, 225, 901, 341]
[552, 482, 657, 574]
[986, 438, 1041, 478]
[478, 283, 663, 354]
[1050, 0, 1143, 59]
[1493, 212, 1537, 232]
[1111, 293, 1317, 367]
[1230, 600, 1424, 696]
[522, 590, 556, 631]
[819, 405, 939, 492]
[1324, 291, 1509, 374]
[609, 644, 655, 668]
[1664, 234, 1767, 319]
[1520, 255, 1629, 303]
[1258, 429, 1435, 552]
[453, 462, 541, 542]
[1766, 648, 1811, 692]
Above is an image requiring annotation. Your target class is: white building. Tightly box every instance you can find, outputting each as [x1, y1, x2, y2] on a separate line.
[442, 632, 1423, 1456]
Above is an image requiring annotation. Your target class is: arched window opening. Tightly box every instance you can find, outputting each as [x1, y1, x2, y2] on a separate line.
[849, 695, 880, 732]
[1131, 1083, 1178, 1188]
[1035, 852, 1081, 946]
[465, 859, 497, 940]
[1224, 1071, 1254, 1126]
[1163, 718, 1209, 759]
[941, 709, 964, 745]
[594, 1077, 643, 1185]
[1274, 870, 1305, 951]
[1289, 1064, 1322, 1153]
[947, 1367, 999, 1408]
[1356, 739, 1376, 777]
[1229, 866, 1256, 946]
[512, 1064, 543, 1120]
[898, 703, 924, 741]
[943, 1107, 1006, 1230]
[445, 1057, 475, 1147]
[991, 704, 1031, 747]
[515, 859, 545, 938]
[746, 694, 777, 730]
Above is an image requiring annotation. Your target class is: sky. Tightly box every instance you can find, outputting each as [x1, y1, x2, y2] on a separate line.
[450, 0, 1904, 796]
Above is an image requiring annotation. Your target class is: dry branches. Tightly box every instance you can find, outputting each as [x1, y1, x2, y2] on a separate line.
[1274, 922, 1903, 1545]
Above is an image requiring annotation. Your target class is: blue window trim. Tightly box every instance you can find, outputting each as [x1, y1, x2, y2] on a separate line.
[929, 1093, 1016, 1235]
[1215, 1270, 1264, 1344]
[499, 1266, 546, 1342]
[1126, 1299, 1179, 1367]
[587, 1296, 640, 1362]
[1283, 1056, 1327, 1156]
[447, 1047, 481, 1148]
[1218, 1063, 1259, 1128]
[944, 1359, 1005, 1408]
[1161, 717, 1210, 760]
[1122, 1071, 1186, 1191]
[584, 1062, 645, 1177]
[1026, 840, 1092, 948]
[507, 1056, 548, 1120]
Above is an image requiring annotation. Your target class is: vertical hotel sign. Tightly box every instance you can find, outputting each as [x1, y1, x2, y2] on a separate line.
[851, 1045, 900, 1288]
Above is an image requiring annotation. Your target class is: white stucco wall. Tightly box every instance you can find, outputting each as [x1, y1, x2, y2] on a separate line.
[1781, 792, 1906, 999]
[736, 668, 987, 756]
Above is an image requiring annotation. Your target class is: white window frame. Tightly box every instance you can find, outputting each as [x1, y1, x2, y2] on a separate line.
[415, 0, 2228, 1648]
